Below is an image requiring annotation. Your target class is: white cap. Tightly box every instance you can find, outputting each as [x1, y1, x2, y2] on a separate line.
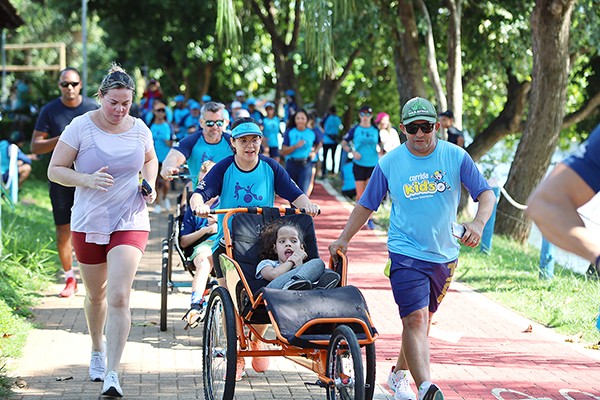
[231, 101, 242, 109]
[235, 90, 245, 97]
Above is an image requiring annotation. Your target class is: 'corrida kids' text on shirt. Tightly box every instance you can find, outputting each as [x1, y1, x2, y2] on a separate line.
[172, 131, 233, 187]
[359, 140, 491, 263]
[194, 155, 304, 250]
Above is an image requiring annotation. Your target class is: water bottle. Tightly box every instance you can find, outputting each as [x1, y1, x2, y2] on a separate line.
[596, 307, 600, 332]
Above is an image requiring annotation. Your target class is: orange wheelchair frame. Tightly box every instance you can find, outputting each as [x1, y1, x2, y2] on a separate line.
[201, 207, 378, 400]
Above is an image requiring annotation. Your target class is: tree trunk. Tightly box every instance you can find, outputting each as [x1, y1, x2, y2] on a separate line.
[495, 0, 575, 243]
[416, 0, 446, 114]
[390, 0, 427, 105]
[445, 0, 463, 128]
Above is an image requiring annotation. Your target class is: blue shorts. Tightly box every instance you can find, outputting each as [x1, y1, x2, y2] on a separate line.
[388, 252, 457, 318]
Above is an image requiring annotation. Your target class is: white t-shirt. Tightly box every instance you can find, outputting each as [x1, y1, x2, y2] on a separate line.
[60, 113, 154, 244]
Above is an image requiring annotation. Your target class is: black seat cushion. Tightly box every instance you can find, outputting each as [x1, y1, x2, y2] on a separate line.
[261, 285, 376, 349]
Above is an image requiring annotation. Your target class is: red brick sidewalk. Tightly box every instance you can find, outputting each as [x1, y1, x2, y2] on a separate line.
[310, 181, 600, 400]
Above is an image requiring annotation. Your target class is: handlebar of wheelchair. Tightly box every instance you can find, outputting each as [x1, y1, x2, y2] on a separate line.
[193, 206, 320, 216]
[165, 173, 193, 180]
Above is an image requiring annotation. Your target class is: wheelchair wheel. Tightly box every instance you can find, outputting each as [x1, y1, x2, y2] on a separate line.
[326, 325, 365, 400]
[160, 238, 170, 332]
[364, 343, 376, 400]
[203, 286, 237, 400]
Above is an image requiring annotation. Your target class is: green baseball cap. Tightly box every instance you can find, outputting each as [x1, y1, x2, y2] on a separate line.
[401, 97, 438, 124]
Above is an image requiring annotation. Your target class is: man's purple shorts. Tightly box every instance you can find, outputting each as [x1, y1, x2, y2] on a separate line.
[388, 252, 457, 318]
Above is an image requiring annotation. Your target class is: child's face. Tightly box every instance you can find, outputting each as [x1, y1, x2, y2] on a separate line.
[274, 226, 303, 262]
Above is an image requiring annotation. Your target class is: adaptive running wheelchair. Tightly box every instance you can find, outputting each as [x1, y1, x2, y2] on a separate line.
[202, 207, 378, 400]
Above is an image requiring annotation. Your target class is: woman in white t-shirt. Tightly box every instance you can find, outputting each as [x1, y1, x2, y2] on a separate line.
[48, 63, 158, 398]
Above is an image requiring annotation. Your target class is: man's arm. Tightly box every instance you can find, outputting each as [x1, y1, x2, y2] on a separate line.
[527, 163, 599, 264]
[160, 149, 186, 180]
[31, 130, 60, 155]
[462, 189, 495, 248]
[328, 204, 373, 258]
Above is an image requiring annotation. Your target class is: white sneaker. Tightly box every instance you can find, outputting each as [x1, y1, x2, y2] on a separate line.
[388, 368, 417, 400]
[89, 350, 106, 382]
[164, 198, 171, 210]
[152, 204, 162, 214]
[101, 370, 123, 397]
[418, 381, 443, 400]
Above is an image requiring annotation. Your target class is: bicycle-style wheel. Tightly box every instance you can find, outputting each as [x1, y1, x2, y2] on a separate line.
[203, 286, 237, 400]
[326, 325, 365, 400]
[159, 238, 170, 331]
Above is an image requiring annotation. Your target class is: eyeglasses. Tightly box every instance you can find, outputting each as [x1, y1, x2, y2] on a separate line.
[359, 112, 372, 117]
[404, 122, 435, 134]
[236, 137, 262, 146]
[59, 81, 80, 88]
[204, 120, 225, 127]
[154, 108, 166, 113]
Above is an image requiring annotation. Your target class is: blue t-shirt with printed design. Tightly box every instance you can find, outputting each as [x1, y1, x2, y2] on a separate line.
[563, 123, 600, 193]
[150, 122, 172, 163]
[282, 127, 321, 160]
[173, 132, 233, 187]
[263, 116, 281, 147]
[194, 155, 303, 251]
[359, 140, 491, 263]
[344, 125, 380, 167]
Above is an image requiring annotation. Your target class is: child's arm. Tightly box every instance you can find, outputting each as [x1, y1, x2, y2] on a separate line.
[258, 249, 307, 281]
[180, 224, 217, 249]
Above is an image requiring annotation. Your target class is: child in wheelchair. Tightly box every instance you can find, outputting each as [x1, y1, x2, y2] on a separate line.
[181, 161, 219, 328]
[256, 219, 340, 290]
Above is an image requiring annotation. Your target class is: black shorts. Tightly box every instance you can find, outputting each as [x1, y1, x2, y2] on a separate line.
[352, 164, 375, 181]
[49, 181, 75, 225]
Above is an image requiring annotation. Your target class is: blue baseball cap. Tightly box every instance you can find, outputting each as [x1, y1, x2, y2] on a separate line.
[285, 89, 295, 97]
[189, 102, 201, 110]
[247, 98, 257, 105]
[202, 94, 212, 102]
[265, 101, 275, 109]
[174, 94, 185, 102]
[231, 122, 263, 139]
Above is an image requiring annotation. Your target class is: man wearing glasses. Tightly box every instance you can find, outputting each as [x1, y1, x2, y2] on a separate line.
[330, 97, 496, 400]
[31, 67, 99, 298]
[160, 101, 233, 188]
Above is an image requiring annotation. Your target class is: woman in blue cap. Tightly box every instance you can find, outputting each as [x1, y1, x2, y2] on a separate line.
[190, 117, 319, 379]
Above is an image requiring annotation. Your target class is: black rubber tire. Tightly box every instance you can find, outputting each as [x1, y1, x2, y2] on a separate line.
[160, 238, 169, 332]
[364, 343, 376, 400]
[203, 286, 237, 400]
[326, 325, 365, 400]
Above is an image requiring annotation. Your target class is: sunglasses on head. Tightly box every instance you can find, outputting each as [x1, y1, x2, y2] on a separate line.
[205, 120, 224, 127]
[59, 81, 79, 88]
[404, 122, 435, 134]
[359, 111, 372, 117]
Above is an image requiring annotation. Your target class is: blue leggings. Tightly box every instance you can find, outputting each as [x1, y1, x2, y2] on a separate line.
[285, 160, 313, 194]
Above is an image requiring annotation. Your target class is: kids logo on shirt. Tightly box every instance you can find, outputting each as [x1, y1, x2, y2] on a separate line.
[403, 170, 451, 198]
[234, 182, 263, 203]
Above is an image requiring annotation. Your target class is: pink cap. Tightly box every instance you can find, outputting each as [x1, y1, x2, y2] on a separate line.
[375, 112, 389, 124]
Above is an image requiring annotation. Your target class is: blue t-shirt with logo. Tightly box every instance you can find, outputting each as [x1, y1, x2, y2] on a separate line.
[359, 140, 491, 263]
[263, 116, 281, 147]
[194, 155, 303, 250]
[173, 132, 233, 186]
[563, 123, 600, 193]
[150, 122, 172, 163]
[282, 127, 321, 160]
[344, 125, 380, 167]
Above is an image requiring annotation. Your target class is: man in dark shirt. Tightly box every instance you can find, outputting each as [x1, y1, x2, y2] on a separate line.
[439, 110, 464, 148]
[31, 67, 99, 298]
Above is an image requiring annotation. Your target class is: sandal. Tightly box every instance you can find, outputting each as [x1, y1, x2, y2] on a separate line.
[182, 302, 206, 330]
